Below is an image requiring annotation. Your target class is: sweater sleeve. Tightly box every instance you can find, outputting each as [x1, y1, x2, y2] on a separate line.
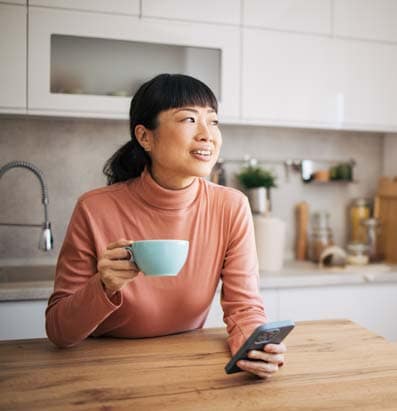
[220, 194, 268, 355]
[45, 199, 122, 348]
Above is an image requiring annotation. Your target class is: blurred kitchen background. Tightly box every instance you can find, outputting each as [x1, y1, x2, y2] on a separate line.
[1, 1, 397, 341]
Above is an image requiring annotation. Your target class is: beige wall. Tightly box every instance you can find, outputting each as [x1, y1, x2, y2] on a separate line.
[0, 116, 384, 265]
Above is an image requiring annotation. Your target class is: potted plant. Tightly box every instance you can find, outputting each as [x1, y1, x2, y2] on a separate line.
[236, 165, 277, 214]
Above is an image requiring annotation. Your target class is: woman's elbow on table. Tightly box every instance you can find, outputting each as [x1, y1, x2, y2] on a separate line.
[45, 306, 84, 349]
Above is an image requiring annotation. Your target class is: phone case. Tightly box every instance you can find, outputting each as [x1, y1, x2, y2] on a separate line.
[225, 320, 295, 374]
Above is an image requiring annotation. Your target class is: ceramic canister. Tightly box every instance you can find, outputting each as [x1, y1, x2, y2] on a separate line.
[253, 215, 286, 272]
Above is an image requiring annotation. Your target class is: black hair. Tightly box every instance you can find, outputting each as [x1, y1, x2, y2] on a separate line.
[103, 73, 218, 185]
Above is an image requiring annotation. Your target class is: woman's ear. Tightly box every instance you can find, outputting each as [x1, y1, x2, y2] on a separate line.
[135, 125, 152, 152]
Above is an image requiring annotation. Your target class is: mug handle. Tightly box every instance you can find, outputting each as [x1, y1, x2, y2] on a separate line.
[124, 246, 135, 263]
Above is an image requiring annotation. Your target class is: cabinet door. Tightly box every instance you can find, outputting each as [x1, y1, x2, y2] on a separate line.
[242, 29, 339, 128]
[28, 7, 239, 119]
[334, 0, 397, 43]
[243, 0, 332, 35]
[279, 284, 397, 342]
[0, 3, 26, 112]
[142, 0, 240, 25]
[336, 38, 397, 130]
[0, 301, 47, 340]
[29, 0, 140, 15]
[242, 28, 397, 131]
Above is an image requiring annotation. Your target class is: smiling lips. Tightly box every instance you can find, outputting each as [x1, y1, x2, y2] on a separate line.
[190, 149, 213, 162]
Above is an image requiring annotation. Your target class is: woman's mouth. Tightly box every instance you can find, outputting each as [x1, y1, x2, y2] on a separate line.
[190, 149, 212, 162]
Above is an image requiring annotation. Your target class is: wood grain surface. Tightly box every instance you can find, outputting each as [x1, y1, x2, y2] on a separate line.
[1, 319, 397, 410]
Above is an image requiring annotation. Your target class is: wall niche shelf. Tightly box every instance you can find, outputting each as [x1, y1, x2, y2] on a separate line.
[221, 156, 357, 185]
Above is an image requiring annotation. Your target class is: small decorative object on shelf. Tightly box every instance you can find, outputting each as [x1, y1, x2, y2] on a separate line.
[236, 162, 277, 213]
[300, 159, 355, 184]
[330, 162, 354, 181]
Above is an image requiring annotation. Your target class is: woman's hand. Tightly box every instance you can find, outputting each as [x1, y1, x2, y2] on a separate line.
[98, 239, 141, 294]
[236, 342, 286, 379]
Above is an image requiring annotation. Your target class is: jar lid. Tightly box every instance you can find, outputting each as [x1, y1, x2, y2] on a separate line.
[347, 242, 369, 252]
[351, 198, 371, 207]
[312, 211, 330, 229]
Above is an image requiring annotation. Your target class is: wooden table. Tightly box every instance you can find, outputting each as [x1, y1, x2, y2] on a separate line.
[1, 319, 397, 410]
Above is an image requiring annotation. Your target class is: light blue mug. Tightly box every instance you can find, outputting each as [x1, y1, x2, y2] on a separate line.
[125, 240, 189, 276]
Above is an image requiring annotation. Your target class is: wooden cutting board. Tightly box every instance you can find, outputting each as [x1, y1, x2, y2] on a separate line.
[374, 177, 397, 263]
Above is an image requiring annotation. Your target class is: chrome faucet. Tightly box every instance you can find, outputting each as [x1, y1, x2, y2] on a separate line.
[0, 161, 54, 251]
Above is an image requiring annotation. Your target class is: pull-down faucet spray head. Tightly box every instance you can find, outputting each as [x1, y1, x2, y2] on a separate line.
[0, 161, 54, 251]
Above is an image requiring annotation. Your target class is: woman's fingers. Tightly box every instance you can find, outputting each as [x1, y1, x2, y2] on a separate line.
[104, 247, 131, 260]
[265, 342, 287, 354]
[98, 239, 140, 293]
[237, 360, 278, 379]
[238, 343, 288, 378]
[247, 349, 284, 366]
[106, 239, 133, 250]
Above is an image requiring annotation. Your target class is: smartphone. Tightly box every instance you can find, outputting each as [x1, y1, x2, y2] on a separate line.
[225, 320, 295, 374]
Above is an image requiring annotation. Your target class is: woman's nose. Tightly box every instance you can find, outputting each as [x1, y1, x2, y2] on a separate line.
[196, 122, 212, 141]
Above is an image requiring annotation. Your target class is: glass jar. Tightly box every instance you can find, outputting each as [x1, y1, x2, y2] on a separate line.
[346, 243, 369, 265]
[310, 211, 334, 263]
[361, 218, 383, 262]
[349, 198, 371, 243]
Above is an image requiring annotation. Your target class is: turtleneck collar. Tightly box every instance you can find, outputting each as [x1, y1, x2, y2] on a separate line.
[132, 167, 201, 211]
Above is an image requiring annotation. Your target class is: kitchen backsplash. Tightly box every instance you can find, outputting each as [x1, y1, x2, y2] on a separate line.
[0, 116, 396, 265]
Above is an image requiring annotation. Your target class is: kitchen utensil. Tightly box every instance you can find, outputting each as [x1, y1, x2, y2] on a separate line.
[295, 201, 309, 260]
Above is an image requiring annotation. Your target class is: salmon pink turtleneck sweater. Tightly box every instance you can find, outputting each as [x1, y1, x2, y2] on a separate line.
[46, 168, 267, 354]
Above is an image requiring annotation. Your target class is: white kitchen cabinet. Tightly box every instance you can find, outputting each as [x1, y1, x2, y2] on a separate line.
[278, 283, 397, 341]
[243, 0, 332, 35]
[28, 7, 240, 120]
[0, 3, 26, 113]
[336, 39, 397, 130]
[205, 288, 279, 328]
[142, 0, 240, 25]
[242, 28, 397, 131]
[29, 0, 140, 16]
[242, 29, 339, 128]
[0, 301, 47, 340]
[334, 0, 397, 43]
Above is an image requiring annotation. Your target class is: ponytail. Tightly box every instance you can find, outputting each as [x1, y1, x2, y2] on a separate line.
[103, 138, 151, 185]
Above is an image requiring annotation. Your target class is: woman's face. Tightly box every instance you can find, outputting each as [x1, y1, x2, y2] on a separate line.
[136, 105, 222, 189]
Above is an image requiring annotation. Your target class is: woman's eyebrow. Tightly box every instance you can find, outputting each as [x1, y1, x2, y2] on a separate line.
[173, 108, 216, 114]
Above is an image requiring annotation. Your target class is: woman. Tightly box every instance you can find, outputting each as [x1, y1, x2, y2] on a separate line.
[46, 73, 286, 379]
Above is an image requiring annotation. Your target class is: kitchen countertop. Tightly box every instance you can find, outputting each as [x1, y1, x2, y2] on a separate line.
[1, 319, 397, 410]
[1, 261, 397, 302]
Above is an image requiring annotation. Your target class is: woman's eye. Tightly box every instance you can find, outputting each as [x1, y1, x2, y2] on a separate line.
[211, 119, 219, 126]
[183, 117, 196, 123]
